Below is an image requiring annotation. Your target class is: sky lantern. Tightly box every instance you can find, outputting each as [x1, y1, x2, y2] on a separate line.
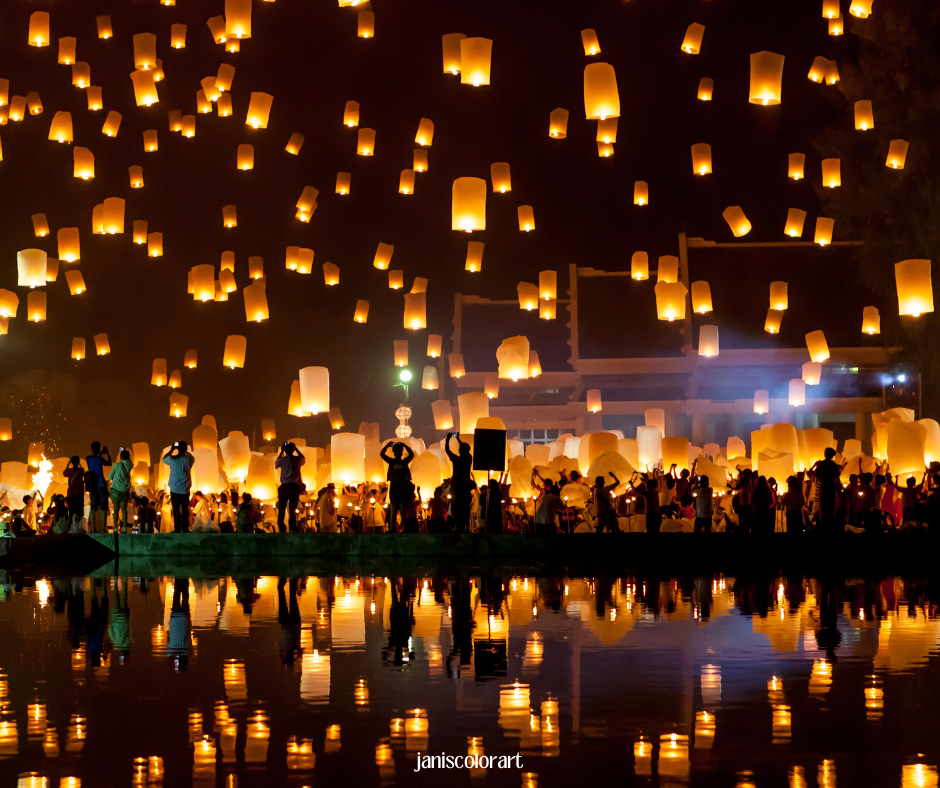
[452, 177, 486, 232]
[97, 16, 112, 39]
[805, 330, 830, 362]
[219, 269, 237, 293]
[358, 11, 375, 38]
[634, 182, 648, 206]
[44, 258, 58, 283]
[862, 306, 881, 334]
[393, 340, 409, 367]
[192, 265, 215, 301]
[822, 0, 840, 17]
[48, 112, 72, 143]
[697, 78, 714, 101]
[354, 300, 369, 323]
[17, 249, 47, 288]
[58, 37, 76, 64]
[784, 208, 807, 237]
[26, 92, 42, 115]
[72, 338, 85, 361]
[829, 14, 844, 34]
[323, 263, 340, 285]
[691, 143, 712, 175]
[460, 37, 493, 86]
[722, 206, 751, 237]
[223, 335, 247, 369]
[57, 228, 80, 262]
[296, 249, 314, 274]
[690, 281, 713, 313]
[216, 95, 232, 116]
[802, 361, 822, 385]
[171, 24, 187, 48]
[133, 33, 157, 70]
[196, 90, 212, 113]
[27, 292, 46, 322]
[490, 162, 511, 193]
[458, 392, 489, 433]
[448, 353, 465, 378]
[631, 252, 649, 280]
[225, 0, 252, 38]
[539, 270, 557, 300]
[29, 12, 49, 46]
[343, 101, 359, 127]
[895, 259, 933, 317]
[243, 280, 269, 321]
[103, 197, 125, 233]
[299, 366, 329, 414]
[814, 217, 834, 246]
[821, 158, 841, 187]
[286, 132, 304, 154]
[335, 172, 351, 195]
[681, 23, 705, 54]
[31, 214, 49, 237]
[850, 0, 873, 17]
[427, 335, 442, 357]
[169, 393, 188, 418]
[65, 270, 85, 295]
[549, 107, 569, 138]
[413, 149, 428, 173]
[596, 118, 618, 145]
[73, 147, 94, 178]
[357, 128, 375, 155]
[143, 129, 158, 151]
[788, 379, 806, 407]
[373, 243, 394, 270]
[332, 433, 365, 485]
[655, 281, 688, 321]
[148, 233, 163, 257]
[586, 389, 602, 413]
[540, 299, 557, 320]
[404, 292, 427, 330]
[749, 51, 785, 105]
[0, 290, 18, 318]
[411, 277, 428, 293]
[207, 16, 226, 43]
[886, 139, 909, 169]
[237, 144, 254, 170]
[168, 111, 182, 132]
[465, 241, 484, 272]
[432, 400, 454, 431]
[328, 408, 345, 430]
[788, 153, 805, 179]
[92, 204, 105, 234]
[484, 372, 500, 399]
[8, 96, 25, 121]
[200, 77, 221, 103]
[222, 205, 237, 228]
[214, 281, 228, 302]
[102, 110, 122, 136]
[285, 246, 300, 272]
[129, 166, 144, 188]
[442, 33, 466, 74]
[808, 57, 836, 83]
[769, 281, 788, 310]
[261, 419, 276, 441]
[248, 256, 263, 279]
[581, 29, 601, 55]
[245, 93, 273, 128]
[87, 86, 102, 110]
[93, 333, 110, 355]
[657, 255, 679, 283]
[518, 205, 535, 231]
[225, 38, 240, 53]
[699, 325, 719, 357]
[399, 170, 416, 194]
[152, 358, 168, 386]
[131, 69, 159, 106]
[584, 63, 620, 119]
[72, 63, 91, 88]
[153, 60, 165, 82]
[854, 100, 874, 130]
[517, 283, 539, 310]
[216, 64, 236, 93]
[181, 115, 196, 137]
[388, 270, 404, 289]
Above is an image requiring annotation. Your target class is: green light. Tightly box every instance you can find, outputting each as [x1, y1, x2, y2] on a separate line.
[399, 369, 412, 382]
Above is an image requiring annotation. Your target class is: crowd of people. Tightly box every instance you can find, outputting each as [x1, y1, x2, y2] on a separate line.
[5, 438, 940, 538]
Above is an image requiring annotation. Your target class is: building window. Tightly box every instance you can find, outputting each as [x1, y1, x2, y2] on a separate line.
[509, 429, 560, 446]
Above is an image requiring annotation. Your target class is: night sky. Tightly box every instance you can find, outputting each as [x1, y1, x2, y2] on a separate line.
[0, 0, 864, 460]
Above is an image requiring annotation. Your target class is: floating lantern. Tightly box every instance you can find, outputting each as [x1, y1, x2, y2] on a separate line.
[225, 0, 252, 38]
[497, 336, 530, 380]
[8, 96, 25, 121]
[57, 228, 80, 262]
[103, 197, 124, 233]
[168, 111, 182, 132]
[232, 143, 254, 171]
[411, 277, 428, 294]
[460, 37, 493, 86]
[854, 100, 874, 130]
[65, 270, 85, 295]
[29, 12, 49, 46]
[393, 340, 409, 368]
[131, 69, 158, 106]
[862, 306, 880, 334]
[299, 366, 329, 414]
[517, 282, 539, 310]
[895, 259, 933, 316]
[335, 172, 351, 195]
[0, 290, 17, 318]
[784, 208, 807, 237]
[428, 335, 442, 357]
[458, 392, 489, 433]
[539, 270, 557, 300]
[225, 38, 239, 53]
[404, 292, 427, 330]
[216, 95, 232, 116]
[698, 78, 714, 101]
[631, 252, 649, 280]
[412, 149, 429, 174]
[681, 23, 705, 54]
[388, 270, 403, 289]
[58, 37, 76, 64]
[518, 205, 535, 231]
[17, 249, 47, 288]
[200, 77, 221, 103]
[329, 408, 344, 430]
[723, 206, 751, 237]
[133, 33, 157, 70]
[849, 0, 873, 17]
[223, 205, 237, 228]
[92, 204, 105, 235]
[358, 11, 375, 38]
[802, 361, 822, 385]
[634, 182, 648, 206]
[152, 358, 168, 386]
[357, 128, 375, 155]
[323, 263, 340, 285]
[73, 147, 94, 179]
[181, 115, 195, 137]
[821, 158, 841, 187]
[769, 282, 789, 311]
[466, 241, 484, 272]
[442, 33, 466, 74]
[529, 351, 542, 377]
[245, 92, 273, 128]
[691, 143, 712, 175]
[87, 86, 102, 110]
[94, 333, 110, 355]
[765, 309, 784, 333]
[214, 281, 228, 302]
[169, 393, 188, 418]
[354, 300, 369, 323]
[749, 51, 785, 105]
[541, 299, 556, 320]
[171, 23, 187, 48]
[45, 258, 58, 282]
[97, 16, 112, 39]
[597, 141, 614, 158]
[490, 162, 511, 193]
[808, 57, 836, 83]
[452, 177, 487, 232]
[196, 90, 212, 114]
[822, 0, 840, 16]
[72, 338, 85, 361]
[221, 251, 235, 272]
[549, 107, 569, 138]
[287, 382, 303, 416]
[343, 101, 360, 127]
[148, 233, 163, 257]
[584, 63, 620, 119]
[814, 217, 834, 246]
[153, 60, 164, 82]
[207, 16, 226, 44]
[298, 248, 315, 275]
[690, 281, 713, 313]
[448, 353, 465, 378]
[581, 29, 601, 55]
[788, 379, 806, 407]
[249, 256, 263, 279]
[886, 139, 909, 169]
[829, 14, 844, 34]
[655, 281, 688, 321]
[223, 335, 247, 369]
[169, 371, 183, 390]
[185, 350, 198, 369]
[27, 291, 46, 322]
[192, 265, 215, 301]
[805, 330, 830, 362]
[399, 170, 416, 194]
[32, 214, 49, 237]
[0, 419, 10, 440]
[243, 280, 269, 321]
[129, 166, 144, 188]
[102, 110, 122, 136]
[587, 389, 602, 413]
[143, 129, 158, 152]
[657, 256, 679, 283]
[432, 400, 454, 430]
[484, 373, 499, 399]
[637, 426, 663, 470]
[415, 117, 434, 146]
[699, 325, 719, 357]
[286, 132, 304, 154]
[26, 92, 42, 115]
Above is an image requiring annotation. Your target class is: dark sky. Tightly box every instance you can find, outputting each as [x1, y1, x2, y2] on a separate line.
[0, 0, 854, 460]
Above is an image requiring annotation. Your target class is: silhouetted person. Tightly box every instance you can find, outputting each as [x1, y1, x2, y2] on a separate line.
[813, 448, 842, 535]
[782, 476, 805, 535]
[275, 442, 306, 533]
[162, 442, 195, 533]
[445, 434, 473, 532]
[63, 456, 85, 529]
[815, 579, 842, 660]
[383, 581, 415, 667]
[593, 473, 620, 533]
[277, 578, 302, 666]
[752, 476, 775, 535]
[85, 441, 112, 533]
[168, 577, 191, 670]
[693, 475, 713, 534]
[380, 441, 415, 532]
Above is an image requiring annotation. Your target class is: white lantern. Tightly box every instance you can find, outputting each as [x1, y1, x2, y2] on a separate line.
[299, 366, 329, 414]
[583, 63, 620, 119]
[458, 392, 489, 434]
[496, 336, 530, 381]
[452, 177, 486, 232]
[788, 379, 806, 407]
[332, 433, 365, 485]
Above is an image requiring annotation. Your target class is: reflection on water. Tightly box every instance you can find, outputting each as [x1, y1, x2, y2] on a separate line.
[1, 573, 940, 785]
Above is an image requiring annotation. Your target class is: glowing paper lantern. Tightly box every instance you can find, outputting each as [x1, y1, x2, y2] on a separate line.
[71, 338, 85, 361]
[129, 166, 144, 188]
[248, 257, 263, 279]
[57, 228, 80, 262]
[452, 177, 486, 232]
[584, 62, 620, 119]
[631, 252, 649, 280]
[886, 139, 909, 169]
[458, 392, 489, 433]
[657, 256, 679, 284]
[691, 143, 712, 175]
[784, 208, 807, 237]
[399, 170, 416, 195]
[219, 270, 237, 293]
[690, 281, 713, 313]
[133, 220, 149, 243]
[460, 38, 493, 86]
[93, 333, 110, 355]
[432, 400, 454, 431]
[286, 132, 304, 154]
[662, 436, 690, 472]
[490, 162, 511, 193]
[769, 281, 788, 310]
[143, 130, 158, 152]
[245, 93, 273, 129]
[48, 112, 73, 143]
[343, 101, 360, 127]
[538, 271, 557, 301]
[425, 335, 443, 358]
[130, 69, 158, 106]
[821, 158, 841, 188]
[413, 149, 429, 173]
[357, 10, 375, 38]
[29, 12, 50, 46]
[829, 14, 844, 34]
[415, 118, 434, 146]
[422, 366, 439, 391]
[895, 259, 934, 316]
[681, 23, 705, 54]
[243, 280, 269, 322]
[448, 353, 465, 378]
[331, 433, 365, 485]
[528, 351, 542, 378]
[353, 300, 369, 323]
[404, 293, 427, 330]
[586, 389, 602, 413]
[633, 182, 649, 206]
[387, 270, 404, 290]
[814, 217, 834, 246]
[581, 29, 601, 55]
[226, 0, 252, 38]
[181, 115, 195, 137]
[17, 249, 47, 288]
[854, 100, 874, 130]
[102, 111, 122, 137]
[328, 408, 344, 430]
[152, 358, 168, 386]
[97, 16, 112, 39]
[808, 57, 837, 84]
[335, 172, 351, 195]
[58, 37, 76, 64]
[222, 335, 246, 369]
[184, 350, 197, 369]
[597, 141, 614, 158]
[322, 263, 340, 286]
[464, 241, 485, 273]
[234, 144, 255, 171]
[637, 426, 662, 470]
[697, 78, 714, 101]
[517, 283, 539, 310]
[102, 197, 125, 234]
[749, 51, 785, 105]
[72, 147, 95, 180]
[0, 291, 16, 319]
[442, 33, 466, 74]
[8, 96, 25, 121]
[723, 206, 751, 237]
[25, 92, 42, 116]
[357, 128, 375, 155]
[27, 291, 46, 322]
[517, 206, 535, 231]
[392, 340, 409, 368]
[32, 214, 49, 237]
[655, 282, 688, 321]
[497, 336, 530, 380]
[65, 270, 86, 295]
[540, 299, 556, 320]
[298, 366, 329, 414]
[699, 325, 719, 357]
[216, 95, 232, 116]
[191, 265, 214, 302]
[549, 107, 569, 138]
[87, 87, 102, 110]
[223, 205, 237, 228]
[886, 421, 926, 477]
[787, 379, 805, 407]
[862, 306, 880, 334]
[805, 330, 830, 362]
[850, 0, 873, 18]
[171, 24, 187, 48]
[148, 233, 163, 257]
[802, 361, 822, 386]
[765, 309, 784, 334]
